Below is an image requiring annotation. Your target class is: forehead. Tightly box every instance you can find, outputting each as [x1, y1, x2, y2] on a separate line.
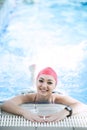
[38, 74, 55, 81]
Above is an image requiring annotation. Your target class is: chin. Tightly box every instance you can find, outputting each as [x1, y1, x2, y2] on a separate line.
[38, 91, 48, 96]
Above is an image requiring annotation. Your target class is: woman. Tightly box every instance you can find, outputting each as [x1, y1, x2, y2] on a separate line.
[1, 67, 87, 122]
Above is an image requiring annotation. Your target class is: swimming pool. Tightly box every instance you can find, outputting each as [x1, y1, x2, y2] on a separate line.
[0, 0, 87, 103]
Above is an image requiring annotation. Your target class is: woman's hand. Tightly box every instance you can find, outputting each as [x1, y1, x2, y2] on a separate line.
[22, 111, 44, 122]
[44, 109, 69, 122]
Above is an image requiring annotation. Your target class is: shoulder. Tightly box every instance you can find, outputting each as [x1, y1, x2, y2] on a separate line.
[10, 93, 37, 104]
[52, 92, 64, 103]
[20, 93, 37, 103]
[54, 93, 82, 105]
[53, 93, 71, 104]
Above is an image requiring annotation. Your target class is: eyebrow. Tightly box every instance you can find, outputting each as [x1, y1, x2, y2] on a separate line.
[39, 77, 54, 82]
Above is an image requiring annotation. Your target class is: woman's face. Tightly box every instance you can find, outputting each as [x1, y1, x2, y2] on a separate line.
[36, 74, 56, 96]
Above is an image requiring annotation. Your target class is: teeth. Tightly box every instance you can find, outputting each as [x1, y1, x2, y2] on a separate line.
[41, 90, 47, 92]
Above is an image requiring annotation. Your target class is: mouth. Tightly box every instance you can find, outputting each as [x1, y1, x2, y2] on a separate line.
[39, 89, 48, 93]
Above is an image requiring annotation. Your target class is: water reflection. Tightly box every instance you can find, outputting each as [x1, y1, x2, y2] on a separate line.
[0, 0, 87, 104]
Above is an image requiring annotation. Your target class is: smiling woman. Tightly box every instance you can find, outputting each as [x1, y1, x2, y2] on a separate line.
[36, 67, 57, 102]
[0, 0, 87, 104]
[1, 67, 87, 122]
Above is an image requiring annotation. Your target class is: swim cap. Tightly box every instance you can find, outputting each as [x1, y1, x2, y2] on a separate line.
[37, 67, 58, 84]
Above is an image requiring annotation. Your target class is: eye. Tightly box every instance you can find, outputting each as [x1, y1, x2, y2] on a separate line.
[47, 82, 53, 85]
[39, 79, 44, 83]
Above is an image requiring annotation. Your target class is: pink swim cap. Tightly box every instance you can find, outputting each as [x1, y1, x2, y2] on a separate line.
[37, 67, 58, 84]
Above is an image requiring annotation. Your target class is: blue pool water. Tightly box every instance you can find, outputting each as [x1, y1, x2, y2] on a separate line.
[0, 0, 87, 104]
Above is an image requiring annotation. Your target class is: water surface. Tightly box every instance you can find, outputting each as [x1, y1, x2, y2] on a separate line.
[0, 0, 87, 103]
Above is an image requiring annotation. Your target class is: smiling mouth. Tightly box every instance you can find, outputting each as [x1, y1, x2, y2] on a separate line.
[40, 89, 48, 92]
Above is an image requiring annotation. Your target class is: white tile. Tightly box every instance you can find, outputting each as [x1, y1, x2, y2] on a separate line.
[75, 128, 87, 130]
[37, 127, 73, 130]
[0, 127, 35, 130]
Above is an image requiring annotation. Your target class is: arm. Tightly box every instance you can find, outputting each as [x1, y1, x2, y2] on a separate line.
[55, 94, 87, 115]
[1, 94, 44, 122]
[1, 95, 28, 115]
[45, 94, 87, 122]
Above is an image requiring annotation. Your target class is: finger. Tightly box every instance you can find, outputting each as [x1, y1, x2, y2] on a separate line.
[46, 117, 65, 123]
[38, 115, 45, 122]
[45, 117, 58, 122]
[33, 116, 45, 122]
[38, 115, 44, 118]
[45, 114, 53, 118]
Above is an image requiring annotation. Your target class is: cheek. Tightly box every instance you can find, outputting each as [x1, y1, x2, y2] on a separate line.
[36, 81, 41, 88]
[51, 84, 56, 90]
[48, 85, 55, 90]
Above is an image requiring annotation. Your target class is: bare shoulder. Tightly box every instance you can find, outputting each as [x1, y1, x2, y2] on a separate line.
[54, 93, 80, 104]
[18, 93, 37, 103]
[23, 93, 36, 102]
[5, 93, 37, 104]
[53, 93, 65, 103]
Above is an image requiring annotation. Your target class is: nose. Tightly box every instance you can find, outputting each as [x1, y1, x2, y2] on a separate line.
[41, 82, 47, 88]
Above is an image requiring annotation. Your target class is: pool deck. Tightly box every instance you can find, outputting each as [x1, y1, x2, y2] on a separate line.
[0, 104, 87, 130]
